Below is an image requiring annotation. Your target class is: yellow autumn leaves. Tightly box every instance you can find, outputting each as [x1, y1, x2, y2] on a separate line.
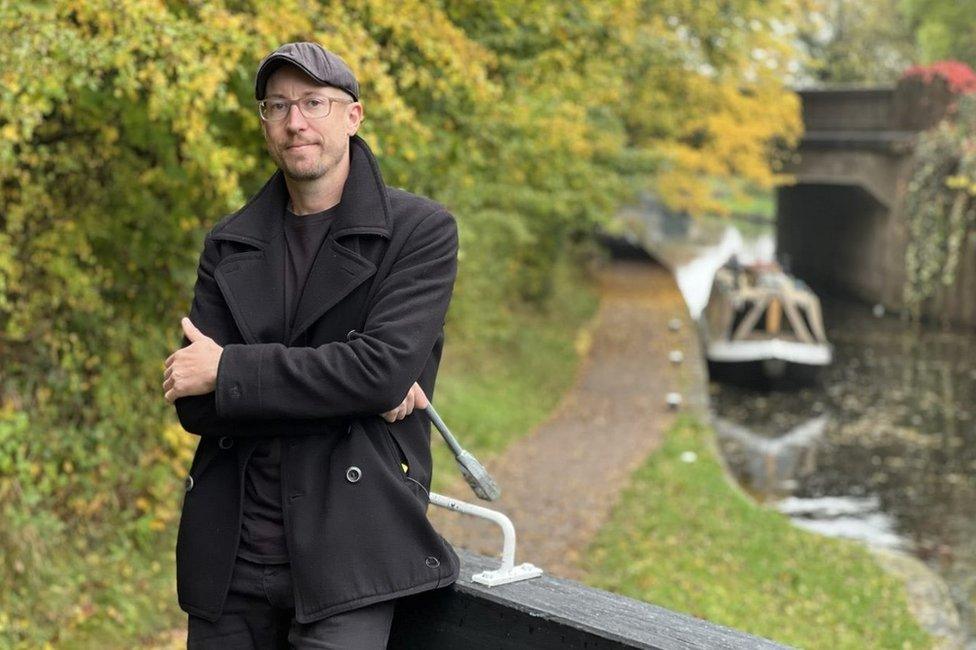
[0, 1, 810, 645]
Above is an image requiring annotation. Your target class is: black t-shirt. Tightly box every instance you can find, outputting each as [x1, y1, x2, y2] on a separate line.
[236, 202, 338, 564]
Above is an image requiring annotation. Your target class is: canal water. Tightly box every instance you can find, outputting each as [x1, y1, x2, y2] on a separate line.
[620, 198, 976, 645]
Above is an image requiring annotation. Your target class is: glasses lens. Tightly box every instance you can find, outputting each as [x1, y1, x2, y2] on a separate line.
[301, 97, 332, 119]
[261, 100, 289, 121]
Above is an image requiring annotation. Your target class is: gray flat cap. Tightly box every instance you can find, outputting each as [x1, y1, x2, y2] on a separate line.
[255, 42, 360, 101]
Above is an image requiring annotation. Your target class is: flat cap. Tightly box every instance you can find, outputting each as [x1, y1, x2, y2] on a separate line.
[255, 42, 360, 101]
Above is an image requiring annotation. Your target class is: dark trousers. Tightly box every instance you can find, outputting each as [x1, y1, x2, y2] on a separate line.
[186, 556, 396, 649]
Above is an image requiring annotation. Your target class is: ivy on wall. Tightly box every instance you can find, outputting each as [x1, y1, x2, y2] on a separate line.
[902, 62, 976, 318]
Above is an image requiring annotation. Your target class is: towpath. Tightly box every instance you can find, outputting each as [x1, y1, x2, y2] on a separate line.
[429, 257, 707, 579]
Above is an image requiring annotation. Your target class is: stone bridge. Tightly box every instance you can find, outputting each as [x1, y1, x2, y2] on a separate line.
[777, 80, 976, 326]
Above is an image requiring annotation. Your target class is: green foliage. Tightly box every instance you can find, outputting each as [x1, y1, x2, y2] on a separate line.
[805, 0, 976, 85]
[903, 93, 976, 318]
[441, 0, 806, 216]
[901, 0, 976, 69]
[803, 0, 917, 83]
[582, 415, 932, 649]
[0, 1, 805, 645]
[800, 0, 976, 85]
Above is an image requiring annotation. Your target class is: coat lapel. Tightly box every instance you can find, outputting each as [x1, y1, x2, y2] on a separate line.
[286, 236, 375, 344]
[210, 170, 288, 346]
[208, 135, 392, 347]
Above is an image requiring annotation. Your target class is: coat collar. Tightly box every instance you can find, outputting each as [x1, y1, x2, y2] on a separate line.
[211, 134, 392, 249]
[209, 134, 390, 347]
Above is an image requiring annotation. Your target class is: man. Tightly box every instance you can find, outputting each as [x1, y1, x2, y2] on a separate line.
[162, 42, 460, 648]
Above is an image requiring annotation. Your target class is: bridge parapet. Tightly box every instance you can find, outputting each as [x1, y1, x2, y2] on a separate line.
[799, 86, 897, 132]
[785, 81, 952, 207]
[797, 79, 952, 134]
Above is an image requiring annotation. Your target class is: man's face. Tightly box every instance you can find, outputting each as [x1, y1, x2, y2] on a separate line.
[260, 65, 362, 182]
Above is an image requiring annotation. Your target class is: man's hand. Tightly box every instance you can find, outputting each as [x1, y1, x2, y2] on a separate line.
[381, 382, 429, 423]
[164, 317, 223, 404]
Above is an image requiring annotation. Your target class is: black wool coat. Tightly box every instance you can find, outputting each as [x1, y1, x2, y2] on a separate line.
[173, 134, 461, 623]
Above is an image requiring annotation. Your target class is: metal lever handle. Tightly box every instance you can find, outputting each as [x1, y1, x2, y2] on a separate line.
[424, 403, 501, 501]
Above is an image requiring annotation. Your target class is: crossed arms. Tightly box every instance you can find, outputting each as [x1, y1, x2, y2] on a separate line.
[166, 209, 458, 437]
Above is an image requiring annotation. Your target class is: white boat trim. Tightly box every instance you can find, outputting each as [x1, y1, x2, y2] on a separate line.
[706, 339, 833, 365]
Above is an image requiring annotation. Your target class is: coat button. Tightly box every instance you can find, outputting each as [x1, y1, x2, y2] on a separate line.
[345, 466, 362, 483]
[425, 556, 440, 568]
[184, 475, 194, 492]
[229, 383, 242, 399]
[346, 329, 356, 340]
[218, 436, 234, 449]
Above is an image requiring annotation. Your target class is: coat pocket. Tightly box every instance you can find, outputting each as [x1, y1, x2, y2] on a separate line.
[380, 419, 430, 504]
[379, 419, 410, 477]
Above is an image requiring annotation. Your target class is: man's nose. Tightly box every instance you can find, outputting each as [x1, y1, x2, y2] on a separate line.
[284, 103, 308, 132]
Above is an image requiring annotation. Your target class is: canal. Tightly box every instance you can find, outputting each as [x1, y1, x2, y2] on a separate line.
[620, 198, 976, 645]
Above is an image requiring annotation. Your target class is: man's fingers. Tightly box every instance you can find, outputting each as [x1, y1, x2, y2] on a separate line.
[165, 352, 176, 368]
[413, 383, 429, 409]
[379, 382, 430, 421]
[380, 400, 401, 422]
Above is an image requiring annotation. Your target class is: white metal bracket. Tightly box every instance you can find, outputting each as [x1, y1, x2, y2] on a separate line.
[428, 491, 544, 586]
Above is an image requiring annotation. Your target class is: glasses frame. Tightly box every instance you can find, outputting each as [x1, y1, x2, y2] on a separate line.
[257, 95, 355, 122]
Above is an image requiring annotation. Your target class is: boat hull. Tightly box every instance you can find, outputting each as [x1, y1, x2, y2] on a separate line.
[705, 339, 832, 366]
[706, 358, 825, 388]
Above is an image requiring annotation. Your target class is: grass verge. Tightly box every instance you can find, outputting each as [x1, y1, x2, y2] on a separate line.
[579, 414, 932, 649]
[429, 255, 600, 492]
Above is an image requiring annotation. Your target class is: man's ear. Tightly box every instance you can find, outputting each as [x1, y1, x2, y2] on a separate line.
[346, 102, 364, 136]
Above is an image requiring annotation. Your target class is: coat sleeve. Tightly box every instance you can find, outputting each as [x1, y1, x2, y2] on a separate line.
[213, 208, 459, 420]
[172, 231, 242, 437]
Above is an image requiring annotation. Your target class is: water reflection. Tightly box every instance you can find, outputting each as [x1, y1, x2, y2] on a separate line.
[627, 203, 976, 643]
[713, 414, 827, 494]
[711, 297, 976, 639]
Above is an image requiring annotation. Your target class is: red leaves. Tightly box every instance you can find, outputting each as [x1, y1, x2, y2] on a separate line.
[901, 60, 976, 94]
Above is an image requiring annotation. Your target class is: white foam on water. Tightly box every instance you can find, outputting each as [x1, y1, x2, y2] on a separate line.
[776, 495, 907, 549]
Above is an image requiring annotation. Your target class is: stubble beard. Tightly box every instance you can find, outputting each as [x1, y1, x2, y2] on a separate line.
[273, 140, 346, 182]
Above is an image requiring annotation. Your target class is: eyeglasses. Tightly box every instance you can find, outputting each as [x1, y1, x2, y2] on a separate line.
[257, 95, 354, 122]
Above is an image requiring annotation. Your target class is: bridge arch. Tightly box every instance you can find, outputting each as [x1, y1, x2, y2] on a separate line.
[777, 82, 976, 326]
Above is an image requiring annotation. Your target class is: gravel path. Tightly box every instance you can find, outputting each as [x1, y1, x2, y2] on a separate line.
[429, 257, 707, 580]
